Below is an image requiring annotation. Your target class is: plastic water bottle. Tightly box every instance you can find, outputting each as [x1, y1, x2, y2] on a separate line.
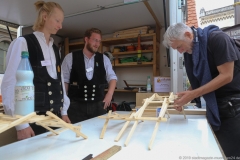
[147, 76, 151, 92]
[14, 51, 34, 115]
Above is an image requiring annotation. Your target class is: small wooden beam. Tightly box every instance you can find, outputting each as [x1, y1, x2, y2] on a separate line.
[100, 110, 112, 139]
[91, 145, 121, 160]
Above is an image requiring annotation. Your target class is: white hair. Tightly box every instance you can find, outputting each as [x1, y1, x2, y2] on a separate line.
[162, 23, 192, 48]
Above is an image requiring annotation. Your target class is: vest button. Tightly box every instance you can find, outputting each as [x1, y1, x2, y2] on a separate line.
[84, 90, 87, 93]
[93, 89, 95, 92]
[60, 107, 63, 110]
[91, 98, 94, 100]
[50, 100, 54, 104]
[93, 85, 96, 88]
[92, 94, 95, 96]
[48, 82, 51, 86]
[60, 82, 61, 85]
[48, 91, 52, 95]
[85, 98, 87, 101]
[61, 99, 64, 102]
[84, 85, 87, 88]
[60, 91, 62, 94]
[85, 94, 87, 97]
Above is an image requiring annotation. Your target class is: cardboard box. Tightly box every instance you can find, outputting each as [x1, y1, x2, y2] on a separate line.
[153, 77, 171, 92]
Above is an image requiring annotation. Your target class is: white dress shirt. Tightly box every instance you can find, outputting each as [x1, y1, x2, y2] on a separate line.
[62, 52, 117, 84]
[1, 31, 70, 130]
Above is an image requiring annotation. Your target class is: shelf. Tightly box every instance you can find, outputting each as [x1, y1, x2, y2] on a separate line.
[105, 89, 138, 92]
[69, 41, 84, 46]
[112, 49, 153, 56]
[102, 33, 156, 46]
[113, 62, 153, 67]
[68, 41, 84, 52]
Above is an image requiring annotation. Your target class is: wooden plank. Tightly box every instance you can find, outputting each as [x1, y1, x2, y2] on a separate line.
[143, 1, 161, 29]
[103, 33, 156, 42]
[114, 26, 150, 33]
[114, 29, 148, 35]
[92, 145, 121, 160]
[113, 32, 146, 38]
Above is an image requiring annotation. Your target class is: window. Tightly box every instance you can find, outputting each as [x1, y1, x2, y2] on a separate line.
[0, 40, 10, 73]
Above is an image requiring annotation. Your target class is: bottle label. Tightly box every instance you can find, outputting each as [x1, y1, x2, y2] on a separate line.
[15, 86, 34, 101]
[147, 84, 151, 91]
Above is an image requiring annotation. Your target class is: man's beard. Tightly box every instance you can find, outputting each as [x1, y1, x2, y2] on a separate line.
[86, 43, 97, 53]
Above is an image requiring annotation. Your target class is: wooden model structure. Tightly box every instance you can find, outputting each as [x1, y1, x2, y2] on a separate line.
[0, 111, 87, 139]
[98, 92, 194, 150]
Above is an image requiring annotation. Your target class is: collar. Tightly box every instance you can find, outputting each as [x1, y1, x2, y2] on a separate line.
[83, 51, 96, 60]
[33, 31, 54, 45]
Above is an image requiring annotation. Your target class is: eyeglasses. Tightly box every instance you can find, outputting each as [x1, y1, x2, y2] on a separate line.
[89, 38, 101, 43]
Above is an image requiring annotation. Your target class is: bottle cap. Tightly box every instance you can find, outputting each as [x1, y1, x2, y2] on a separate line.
[21, 51, 29, 57]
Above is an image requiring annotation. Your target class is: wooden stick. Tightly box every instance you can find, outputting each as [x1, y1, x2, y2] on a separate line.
[36, 122, 60, 136]
[47, 128, 67, 136]
[114, 112, 135, 142]
[148, 120, 161, 150]
[181, 106, 186, 119]
[100, 110, 112, 139]
[149, 98, 170, 150]
[46, 111, 87, 139]
[0, 112, 36, 134]
[124, 121, 138, 146]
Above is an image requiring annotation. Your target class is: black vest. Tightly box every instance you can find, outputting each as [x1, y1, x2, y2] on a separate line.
[68, 50, 106, 102]
[23, 34, 63, 112]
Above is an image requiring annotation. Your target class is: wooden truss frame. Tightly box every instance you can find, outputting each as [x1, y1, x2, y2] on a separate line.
[98, 92, 195, 150]
[0, 111, 87, 139]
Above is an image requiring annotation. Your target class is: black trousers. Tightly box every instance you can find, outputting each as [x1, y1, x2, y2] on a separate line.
[214, 94, 240, 158]
[67, 101, 107, 124]
[214, 113, 240, 158]
[30, 111, 61, 135]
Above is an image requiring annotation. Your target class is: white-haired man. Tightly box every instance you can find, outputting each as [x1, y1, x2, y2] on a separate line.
[163, 22, 240, 157]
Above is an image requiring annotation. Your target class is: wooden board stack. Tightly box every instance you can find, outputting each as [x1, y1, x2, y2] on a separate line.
[113, 26, 150, 38]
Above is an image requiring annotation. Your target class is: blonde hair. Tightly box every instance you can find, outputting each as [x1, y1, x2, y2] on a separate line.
[32, 1, 64, 31]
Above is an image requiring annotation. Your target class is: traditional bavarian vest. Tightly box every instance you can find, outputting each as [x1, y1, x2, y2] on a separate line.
[68, 50, 106, 102]
[23, 34, 63, 113]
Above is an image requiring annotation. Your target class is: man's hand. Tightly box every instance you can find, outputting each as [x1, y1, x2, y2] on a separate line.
[17, 126, 35, 140]
[62, 115, 71, 123]
[103, 92, 112, 109]
[174, 90, 196, 111]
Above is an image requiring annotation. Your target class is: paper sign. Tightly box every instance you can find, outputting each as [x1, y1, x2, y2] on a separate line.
[41, 60, 51, 66]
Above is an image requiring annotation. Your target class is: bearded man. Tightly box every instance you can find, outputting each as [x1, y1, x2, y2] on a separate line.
[62, 28, 117, 123]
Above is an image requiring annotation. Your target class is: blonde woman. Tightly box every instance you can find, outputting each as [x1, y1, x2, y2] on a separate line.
[1, 1, 70, 140]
